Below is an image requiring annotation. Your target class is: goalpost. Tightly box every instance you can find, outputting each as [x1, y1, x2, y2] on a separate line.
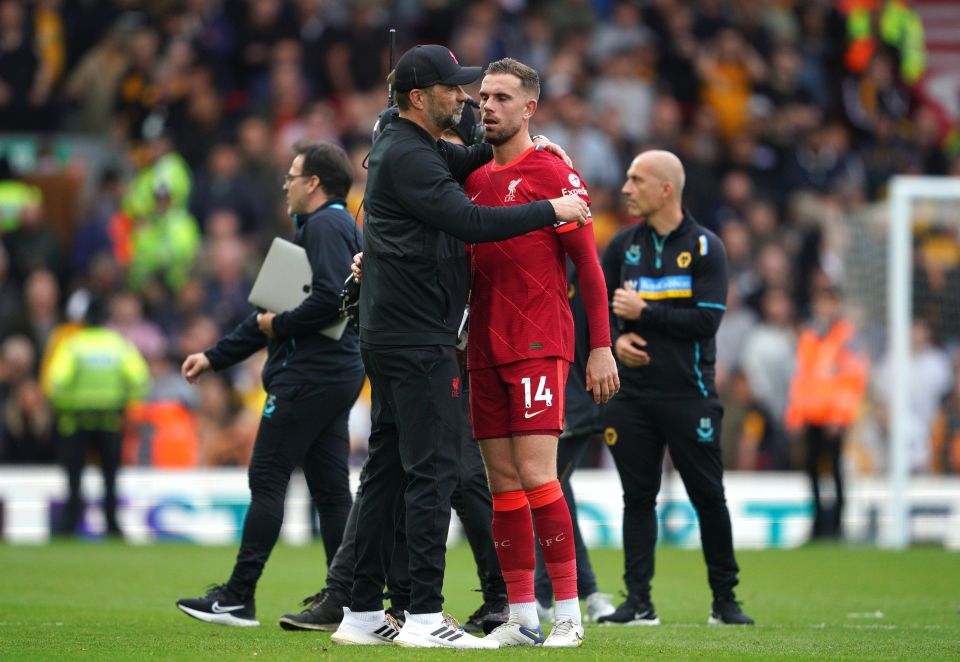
[885, 176, 960, 549]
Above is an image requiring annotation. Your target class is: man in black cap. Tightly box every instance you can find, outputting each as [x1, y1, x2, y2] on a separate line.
[331, 44, 588, 649]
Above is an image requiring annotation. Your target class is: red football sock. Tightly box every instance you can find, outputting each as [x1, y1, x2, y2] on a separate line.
[491, 490, 536, 605]
[528, 480, 578, 601]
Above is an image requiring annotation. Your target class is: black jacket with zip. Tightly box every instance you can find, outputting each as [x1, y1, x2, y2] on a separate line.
[601, 211, 728, 399]
[359, 117, 557, 348]
[205, 199, 363, 390]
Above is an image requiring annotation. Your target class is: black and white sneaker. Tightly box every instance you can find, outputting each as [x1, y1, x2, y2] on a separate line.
[709, 598, 754, 625]
[177, 584, 259, 627]
[330, 608, 402, 645]
[464, 595, 509, 634]
[597, 595, 660, 625]
[278, 587, 349, 631]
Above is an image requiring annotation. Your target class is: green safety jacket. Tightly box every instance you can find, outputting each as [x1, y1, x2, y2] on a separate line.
[127, 207, 201, 291]
[0, 180, 42, 232]
[45, 326, 151, 434]
[121, 152, 192, 221]
[847, 0, 926, 84]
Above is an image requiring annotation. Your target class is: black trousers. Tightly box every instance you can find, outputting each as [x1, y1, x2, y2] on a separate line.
[325, 398, 505, 607]
[604, 396, 740, 602]
[805, 425, 844, 539]
[60, 428, 123, 534]
[227, 378, 362, 600]
[533, 432, 600, 605]
[350, 345, 463, 614]
[448, 405, 506, 604]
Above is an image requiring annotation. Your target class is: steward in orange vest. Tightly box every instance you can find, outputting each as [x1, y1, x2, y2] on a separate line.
[785, 285, 868, 540]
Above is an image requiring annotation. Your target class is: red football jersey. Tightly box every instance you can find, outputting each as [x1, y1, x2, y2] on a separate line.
[464, 146, 593, 370]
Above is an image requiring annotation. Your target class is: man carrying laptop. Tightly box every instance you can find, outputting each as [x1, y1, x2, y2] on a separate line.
[176, 140, 363, 627]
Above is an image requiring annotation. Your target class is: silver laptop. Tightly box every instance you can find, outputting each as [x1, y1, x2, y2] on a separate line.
[248, 237, 348, 341]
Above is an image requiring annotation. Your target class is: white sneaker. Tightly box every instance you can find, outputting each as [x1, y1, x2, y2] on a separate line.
[584, 592, 616, 622]
[536, 600, 554, 623]
[543, 616, 584, 648]
[483, 614, 545, 647]
[330, 608, 400, 645]
[394, 612, 499, 649]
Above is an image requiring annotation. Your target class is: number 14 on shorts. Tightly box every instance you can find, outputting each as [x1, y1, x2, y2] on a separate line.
[521, 376, 553, 409]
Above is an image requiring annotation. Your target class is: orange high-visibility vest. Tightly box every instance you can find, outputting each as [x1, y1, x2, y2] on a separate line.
[125, 401, 199, 467]
[785, 318, 868, 428]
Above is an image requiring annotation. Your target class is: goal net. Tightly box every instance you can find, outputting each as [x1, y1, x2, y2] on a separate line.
[840, 176, 960, 548]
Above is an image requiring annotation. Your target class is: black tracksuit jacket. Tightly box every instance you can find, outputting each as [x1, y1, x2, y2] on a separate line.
[601, 212, 728, 399]
[205, 200, 363, 388]
[359, 117, 557, 348]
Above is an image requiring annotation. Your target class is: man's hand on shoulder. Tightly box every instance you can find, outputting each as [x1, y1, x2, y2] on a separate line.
[585, 347, 620, 404]
[549, 195, 589, 226]
[532, 135, 573, 167]
[614, 332, 650, 368]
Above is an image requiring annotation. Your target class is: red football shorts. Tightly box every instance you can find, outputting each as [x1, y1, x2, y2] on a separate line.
[469, 357, 569, 440]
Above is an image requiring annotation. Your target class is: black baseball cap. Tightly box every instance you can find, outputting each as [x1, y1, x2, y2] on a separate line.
[393, 44, 481, 92]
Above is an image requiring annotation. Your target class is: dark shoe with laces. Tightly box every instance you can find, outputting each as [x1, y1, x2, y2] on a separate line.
[278, 588, 349, 631]
[709, 597, 754, 625]
[177, 583, 258, 627]
[463, 595, 509, 634]
[597, 595, 660, 625]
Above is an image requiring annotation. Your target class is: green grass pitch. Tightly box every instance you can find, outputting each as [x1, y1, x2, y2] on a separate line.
[0, 542, 958, 660]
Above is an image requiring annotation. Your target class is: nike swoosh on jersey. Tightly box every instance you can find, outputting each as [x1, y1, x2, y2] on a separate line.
[470, 192, 481, 201]
[524, 409, 547, 419]
[211, 601, 245, 613]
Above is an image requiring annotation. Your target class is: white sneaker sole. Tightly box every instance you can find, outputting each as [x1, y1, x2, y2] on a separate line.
[394, 632, 498, 649]
[708, 616, 752, 625]
[483, 625, 544, 647]
[177, 604, 260, 627]
[542, 637, 584, 648]
[330, 623, 397, 645]
[277, 616, 339, 631]
[600, 617, 661, 626]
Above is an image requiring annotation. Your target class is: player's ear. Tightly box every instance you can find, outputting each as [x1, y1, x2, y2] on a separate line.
[524, 98, 538, 120]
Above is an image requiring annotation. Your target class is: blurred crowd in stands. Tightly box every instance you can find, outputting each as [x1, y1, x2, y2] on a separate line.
[1, 0, 960, 475]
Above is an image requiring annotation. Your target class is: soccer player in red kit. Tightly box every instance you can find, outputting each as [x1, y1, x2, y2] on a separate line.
[466, 58, 620, 648]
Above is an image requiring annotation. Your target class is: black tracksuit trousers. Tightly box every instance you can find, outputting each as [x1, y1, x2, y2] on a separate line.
[603, 395, 740, 602]
[325, 394, 505, 607]
[226, 379, 362, 600]
[60, 429, 123, 534]
[350, 345, 465, 614]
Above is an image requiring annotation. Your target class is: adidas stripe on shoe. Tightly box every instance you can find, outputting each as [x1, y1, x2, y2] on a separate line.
[330, 608, 401, 645]
[394, 612, 499, 649]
